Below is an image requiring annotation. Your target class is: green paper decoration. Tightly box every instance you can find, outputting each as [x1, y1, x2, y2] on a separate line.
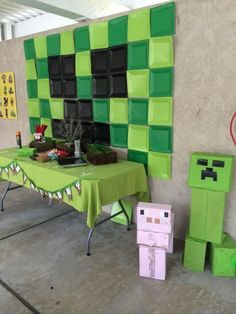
[110, 124, 128, 148]
[148, 151, 171, 179]
[127, 70, 149, 98]
[24, 39, 36, 60]
[27, 80, 38, 98]
[150, 67, 174, 97]
[151, 2, 175, 37]
[188, 152, 234, 193]
[128, 9, 150, 42]
[24, 4, 175, 182]
[110, 98, 128, 124]
[128, 40, 149, 70]
[128, 150, 148, 169]
[25, 60, 37, 80]
[39, 99, 51, 119]
[34, 36, 47, 58]
[128, 99, 148, 125]
[111, 200, 132, 225]
[149, 36, 174, 68]
[148, 97, 173, 126]
[38, 79, 50, 99]
[40, 118, 53, 138]
[61, 30, 75, 55]
[210, 234, 236, 277]
[74, 26, 90, 52]
[189, 188, 226, 244]
[93, 99, 109, 123]
[36, 58, 49, 79]
[89, 21, 108, 49]
[77, 76, 92, 99]
[128, 125, 149, 152]
[29, 117, 40, 134]
[27, 99, 40, 117]
[149, 125, 173, 153]
[49, 98, 64, 120]
[183, 233, 207, 272]
[46, 33, 60, 56]
[108, 16, 128, 46]
[76, 51, 91, 76]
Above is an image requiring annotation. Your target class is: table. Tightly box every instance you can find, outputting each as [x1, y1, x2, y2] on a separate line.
[0, 148, 149, 255]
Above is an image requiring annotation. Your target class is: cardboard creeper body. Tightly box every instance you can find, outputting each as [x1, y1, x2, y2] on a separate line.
[183, 152, 236, 276]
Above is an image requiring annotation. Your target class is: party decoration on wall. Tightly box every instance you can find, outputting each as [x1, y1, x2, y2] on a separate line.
[183, 152, 236, 277]
[0, 160, 81, 203]
[0, 72, 17, 119]
[23, 2, 175, 180]
[230, 112, 236, 145]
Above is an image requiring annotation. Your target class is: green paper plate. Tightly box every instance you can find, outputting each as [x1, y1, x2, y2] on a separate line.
[128, 99, 148, 125]
[150, 67, 174, 97]
[148, 151, 171, 180]
[89, 21, 108, 49]
[109, 16, 128, 46]
[128, 125, 149, 152]
[110, 124, 128, 148]
[128, 9, 150, 42]
[149, 36, 174, 68]
[127, 70, 149, 98]
[128, 40, 149, 70]
[149, 125, 173, 153]
[110, 98, 128, 124]
[148, 97, 173, 126]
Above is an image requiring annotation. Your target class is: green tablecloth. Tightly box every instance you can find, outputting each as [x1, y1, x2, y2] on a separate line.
[0, 148, 149, 227]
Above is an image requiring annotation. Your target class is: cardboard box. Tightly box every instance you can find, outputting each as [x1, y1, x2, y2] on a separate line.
[210, 234, 236, 277]
[139, 245, 166, 280]
[189, 188, 225, 244]
[137, 202, 172, 233]
[137, 230, 170, 249]
[183, 233, 207, 272]
[137, 214, 174, 252]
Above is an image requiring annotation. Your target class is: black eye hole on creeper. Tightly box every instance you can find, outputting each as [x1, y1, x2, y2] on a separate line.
[197, 159, 208, 166]
[212, 160, 225, 168]
[164, 212, 169, 218]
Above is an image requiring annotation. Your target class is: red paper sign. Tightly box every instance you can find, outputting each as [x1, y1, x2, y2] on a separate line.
[230, 112, 236, 145]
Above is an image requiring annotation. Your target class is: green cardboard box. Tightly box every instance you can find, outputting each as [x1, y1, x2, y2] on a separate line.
[183, 233, 207, 272]
[210, 234, 236, 277]
[111, 200, 132, 226]
[189, 188, 225, 244]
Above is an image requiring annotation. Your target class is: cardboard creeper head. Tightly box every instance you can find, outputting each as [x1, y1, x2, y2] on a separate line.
[188, 152, 234, 192]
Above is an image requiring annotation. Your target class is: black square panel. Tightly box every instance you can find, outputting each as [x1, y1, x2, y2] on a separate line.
[50, 79, 63, 98]
[92, 76, 109, 98]
[48, 56, 61, 78]
[94, 122, 110, 146]
[63, 79, 77, 98]
[52, 119, 66, 139]
[64, 100, 77, 120]
[80, 122, 94, 143]
[91, 49, 109, 75]
[78, 100, 92, 121]
[61, 54, 75, 77]
[110, 73, 127, 97]
[110, 45, 127, 73]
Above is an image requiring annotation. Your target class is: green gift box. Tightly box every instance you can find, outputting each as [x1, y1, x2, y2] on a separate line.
[189, 188, 226, 244]
[183, 233, 207, 272]
[210, 234, 236, 277]
[111, 200, 133, 226]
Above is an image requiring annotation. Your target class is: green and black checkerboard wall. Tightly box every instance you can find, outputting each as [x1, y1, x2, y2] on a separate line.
[24, 2, 175, 180]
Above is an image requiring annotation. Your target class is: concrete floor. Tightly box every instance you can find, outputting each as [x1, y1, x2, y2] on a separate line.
[0, 182, 235, 314]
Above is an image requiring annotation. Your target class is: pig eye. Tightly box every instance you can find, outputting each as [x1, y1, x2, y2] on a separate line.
[212, 160, 225, 168]
[197, 159, 208, 166]
[164, 212, 169, 218]
[140, 210, 144, 215]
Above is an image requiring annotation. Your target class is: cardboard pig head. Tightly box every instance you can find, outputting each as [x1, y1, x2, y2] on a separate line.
[137, 202, 172, 234]
[188, 152, 234, 192]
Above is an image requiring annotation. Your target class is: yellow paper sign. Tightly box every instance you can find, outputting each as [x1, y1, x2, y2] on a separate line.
[0, 72, 17, 119]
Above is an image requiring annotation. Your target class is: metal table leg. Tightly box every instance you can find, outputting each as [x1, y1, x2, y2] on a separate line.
[0, 182, 22, 212]
[86, 199, 131, 256]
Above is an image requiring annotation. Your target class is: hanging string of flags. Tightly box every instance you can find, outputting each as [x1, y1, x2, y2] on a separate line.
[0, 160, 81, 203]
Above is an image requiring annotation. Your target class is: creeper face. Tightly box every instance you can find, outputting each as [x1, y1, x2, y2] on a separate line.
[188, 152, 234, 192]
